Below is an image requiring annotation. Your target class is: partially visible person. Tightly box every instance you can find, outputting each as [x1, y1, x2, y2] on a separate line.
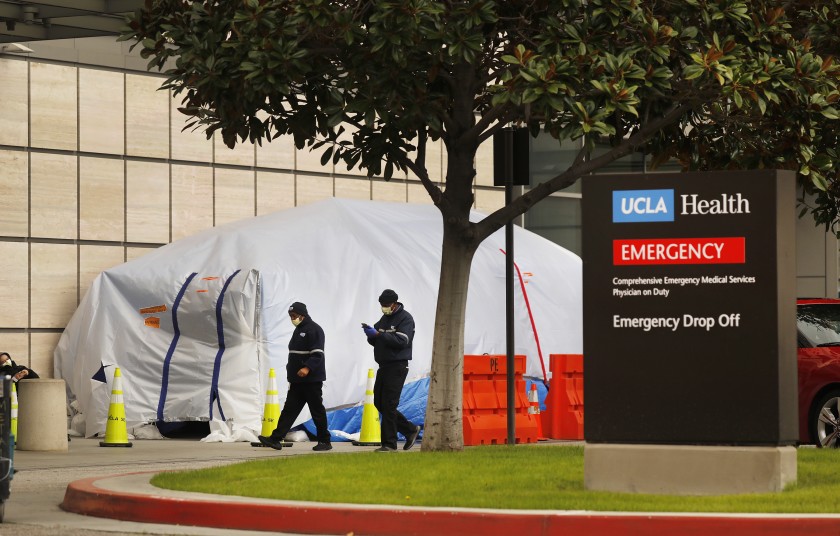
[0, 352, 40, 382]
[363, 289, 421, 452]
[258, 302, 332, 452]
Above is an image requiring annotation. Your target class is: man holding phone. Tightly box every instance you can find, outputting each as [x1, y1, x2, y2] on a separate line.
[362, 289, 421, 452]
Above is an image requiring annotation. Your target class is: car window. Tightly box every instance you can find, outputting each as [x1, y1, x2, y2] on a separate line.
[797, 304, 840, 347]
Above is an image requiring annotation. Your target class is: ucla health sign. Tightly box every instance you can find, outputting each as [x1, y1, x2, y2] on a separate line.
[614, 189, 752, 222]
[582, 170, 798, 446]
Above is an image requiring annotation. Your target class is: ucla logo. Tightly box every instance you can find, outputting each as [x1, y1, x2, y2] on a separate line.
[612, 189, 674, 223]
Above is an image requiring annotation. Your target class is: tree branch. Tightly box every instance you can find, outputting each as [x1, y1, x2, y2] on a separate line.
[395, 130, 443, 203]
[473, 102, 694, 242]
[470, 103, 514, 144]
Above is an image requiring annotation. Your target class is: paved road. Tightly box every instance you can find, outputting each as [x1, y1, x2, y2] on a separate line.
[1, 436, 340, 535]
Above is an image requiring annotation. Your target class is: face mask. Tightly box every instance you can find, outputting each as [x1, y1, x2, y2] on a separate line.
[291, 317, 302, 326]
[381, 306, 393, 315]
[1, 361, 9, 367]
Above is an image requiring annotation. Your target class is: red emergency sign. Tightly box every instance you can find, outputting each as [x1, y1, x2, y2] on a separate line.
[613, 237, 746, 265]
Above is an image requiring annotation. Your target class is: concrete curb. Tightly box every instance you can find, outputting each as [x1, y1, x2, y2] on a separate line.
[61, 472, 840, 536]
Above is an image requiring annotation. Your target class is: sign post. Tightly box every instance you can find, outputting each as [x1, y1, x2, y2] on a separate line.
[581, 170, 798, 494]
[494, 127, 529, 445]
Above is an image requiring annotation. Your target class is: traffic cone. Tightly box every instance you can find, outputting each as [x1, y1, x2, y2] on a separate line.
[352, 369, 381, 446]
[250, 369, 292, 448]
[11, 381, 17, 446]
[528, 383, 547, 441]
[261, 368, 280, 437]
[100, 367, 132, 447]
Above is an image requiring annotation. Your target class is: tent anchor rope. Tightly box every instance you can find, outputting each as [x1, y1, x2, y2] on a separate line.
[500, 248, 548, 388]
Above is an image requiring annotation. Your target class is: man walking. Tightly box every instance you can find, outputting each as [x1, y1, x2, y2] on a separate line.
[363, 289, 421, 452]
[259, 302, 332, 451]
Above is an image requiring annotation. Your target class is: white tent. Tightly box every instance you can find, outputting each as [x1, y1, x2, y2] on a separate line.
[55, 198, 582, 440]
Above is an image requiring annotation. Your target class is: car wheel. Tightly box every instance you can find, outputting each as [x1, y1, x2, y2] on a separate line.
[812, 389, 840, 448]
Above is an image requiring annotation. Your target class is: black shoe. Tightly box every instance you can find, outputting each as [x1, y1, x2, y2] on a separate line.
[312, 442, 333, 451]
[374, 446, 397, 452]
[403, 425, 421, 450]
[258, 435, 283, 450]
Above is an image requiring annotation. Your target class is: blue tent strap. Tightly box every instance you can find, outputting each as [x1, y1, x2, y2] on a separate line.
[209, 269, 241, 421]
[156, 272, 198, 422]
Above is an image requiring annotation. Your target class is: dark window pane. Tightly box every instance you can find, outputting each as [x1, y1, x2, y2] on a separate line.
[524, 196, 582, 256]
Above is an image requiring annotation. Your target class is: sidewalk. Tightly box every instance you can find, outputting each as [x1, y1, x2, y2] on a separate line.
[13, 437, 840, 536]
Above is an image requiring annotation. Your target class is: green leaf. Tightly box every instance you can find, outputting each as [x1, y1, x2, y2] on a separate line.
[821, 108, 840, 120]
[683, 65, 705, 79]
[519, 71, 537, 83]
[320, 146, 333, 166]
[812, 154, 834, 171]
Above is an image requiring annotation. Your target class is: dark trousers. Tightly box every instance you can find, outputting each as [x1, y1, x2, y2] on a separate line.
[270, 381, 330, 443]
[373, 361, 415, 449]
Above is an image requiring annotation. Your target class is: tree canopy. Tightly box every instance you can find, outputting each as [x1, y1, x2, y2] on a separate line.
[125, 0, 840, 450]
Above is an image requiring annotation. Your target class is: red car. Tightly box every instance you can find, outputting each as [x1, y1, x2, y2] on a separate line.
[797, 298, 840, 447]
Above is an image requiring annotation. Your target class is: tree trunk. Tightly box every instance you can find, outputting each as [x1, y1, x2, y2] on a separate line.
[421, 221, 476, 451]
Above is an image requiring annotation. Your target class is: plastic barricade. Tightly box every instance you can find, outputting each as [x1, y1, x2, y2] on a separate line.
[541, 354, 584, 440]
[462, 355, 539, 445]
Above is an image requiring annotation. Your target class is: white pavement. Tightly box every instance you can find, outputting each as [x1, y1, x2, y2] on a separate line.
[3, 435, 356, 535]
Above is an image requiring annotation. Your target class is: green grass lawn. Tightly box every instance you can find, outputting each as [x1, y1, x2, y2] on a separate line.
[151, 445, 840, 513]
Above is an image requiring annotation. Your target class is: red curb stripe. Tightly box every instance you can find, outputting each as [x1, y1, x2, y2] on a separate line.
[61, 474, 840, 536]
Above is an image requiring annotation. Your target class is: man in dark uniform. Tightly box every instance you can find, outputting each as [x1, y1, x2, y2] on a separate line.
[363, 289, 421, 452]
[258, 302, 332, 451]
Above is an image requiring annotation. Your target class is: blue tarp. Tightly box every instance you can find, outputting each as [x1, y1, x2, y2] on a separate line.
[300, 376, 548, 442]
[300, 377, 429, 442]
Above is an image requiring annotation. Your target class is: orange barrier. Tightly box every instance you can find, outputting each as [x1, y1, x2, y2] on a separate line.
[462, 355, 539, 445]
[540, 354, 584, 440]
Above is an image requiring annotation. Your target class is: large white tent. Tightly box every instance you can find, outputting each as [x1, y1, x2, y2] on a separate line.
[55, 198, 582, 440]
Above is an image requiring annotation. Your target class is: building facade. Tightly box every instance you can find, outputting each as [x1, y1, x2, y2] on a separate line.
[0, 37, 508, 376]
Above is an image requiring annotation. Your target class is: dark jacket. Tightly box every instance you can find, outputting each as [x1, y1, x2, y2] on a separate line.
[368, 303, 415, 364]
[287, 316, 326, 383]
[2, 359, 39, 381]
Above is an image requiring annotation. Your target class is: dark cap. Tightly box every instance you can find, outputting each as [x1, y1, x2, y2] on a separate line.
[288, 302, 308, 316]
[378, 289, 398, 305]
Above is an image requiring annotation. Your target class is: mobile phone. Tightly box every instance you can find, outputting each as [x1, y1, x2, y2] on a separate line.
[361, 323, 370, 328]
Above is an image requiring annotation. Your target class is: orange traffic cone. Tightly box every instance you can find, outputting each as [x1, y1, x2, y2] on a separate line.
[100, 367, 133, 447]
[528, 383, 547, 441]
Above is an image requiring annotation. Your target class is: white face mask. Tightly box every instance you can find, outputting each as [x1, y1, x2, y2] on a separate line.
[291, 317, 302, 326]
[381, 305, 393, 315]
[1, 361, 9, 367]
